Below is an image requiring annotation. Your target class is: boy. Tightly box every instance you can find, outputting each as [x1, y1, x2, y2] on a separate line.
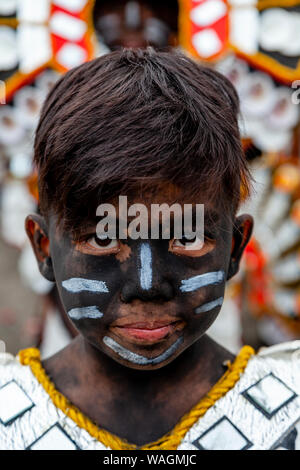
[0, 49, 299, 450]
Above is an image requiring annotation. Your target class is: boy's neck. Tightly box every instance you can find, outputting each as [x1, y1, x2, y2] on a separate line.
[42, 335, 235, 446]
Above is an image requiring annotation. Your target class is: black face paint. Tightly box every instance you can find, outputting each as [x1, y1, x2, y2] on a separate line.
[48, 200, 233, 370]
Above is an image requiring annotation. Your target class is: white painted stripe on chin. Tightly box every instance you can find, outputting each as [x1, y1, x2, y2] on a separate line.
[194, 297, 224, 314]
[139, 242, 152, 291]
[103, 336, 183, 366]
[62, 278, 109, 293]
[180, 271, 225, 293]
[68, 306, 104, 320]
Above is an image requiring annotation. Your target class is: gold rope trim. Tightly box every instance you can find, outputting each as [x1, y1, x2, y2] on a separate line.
[18, 345, 254, 450]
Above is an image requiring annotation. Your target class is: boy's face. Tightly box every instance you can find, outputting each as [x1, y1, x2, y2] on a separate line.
[26, 185, 253, 370]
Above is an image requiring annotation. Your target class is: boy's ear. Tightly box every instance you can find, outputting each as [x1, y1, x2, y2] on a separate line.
[25, 214, 55, 282]
[227, 214, 253, 280]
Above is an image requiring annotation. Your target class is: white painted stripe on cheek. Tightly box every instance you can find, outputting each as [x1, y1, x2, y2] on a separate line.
[103, 336, 183, 365]
[194, 297, 224, 314]
[139, 243, 152, 290]
[62, 278, 109, 293]
[180, 270, 225, 293]
[68, 306, 104, 320]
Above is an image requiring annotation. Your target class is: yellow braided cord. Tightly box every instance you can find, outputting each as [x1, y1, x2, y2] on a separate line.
[18, 345, 255, 450]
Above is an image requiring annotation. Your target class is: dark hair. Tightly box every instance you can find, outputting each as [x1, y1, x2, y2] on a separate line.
[34, 48, 250, 235]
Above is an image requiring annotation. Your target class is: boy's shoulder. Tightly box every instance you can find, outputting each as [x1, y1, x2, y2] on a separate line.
[179, 340, 300, 451]
[0, 351, 108, 450]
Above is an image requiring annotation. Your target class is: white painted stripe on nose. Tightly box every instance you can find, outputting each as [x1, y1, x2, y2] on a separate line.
[180, 271, 225, 293]
[62, 278, 109, 293]
[139, 242, 152, 290]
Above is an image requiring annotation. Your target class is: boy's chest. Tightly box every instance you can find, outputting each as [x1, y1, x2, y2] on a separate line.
[61, 380, 212, 447]
[54, 358, 234, 448]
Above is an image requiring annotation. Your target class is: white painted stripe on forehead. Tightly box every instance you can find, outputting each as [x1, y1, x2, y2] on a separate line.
[195, 297, 224, 314]
[180, 271, 225, 293]
[68, 306, 104, 320]
[103, 336, 183, 366]
[139, 242, 152, 291]
[62, 278, 109, 293]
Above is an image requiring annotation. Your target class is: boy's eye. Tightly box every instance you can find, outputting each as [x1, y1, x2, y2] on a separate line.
[169, 235, 215, 257]
[75, 235, 120, 255]
[87, 236, 119, 250]
[173, 236, 202, 249]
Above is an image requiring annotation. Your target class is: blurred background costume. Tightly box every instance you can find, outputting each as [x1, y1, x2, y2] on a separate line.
[0, 0, 300, 356]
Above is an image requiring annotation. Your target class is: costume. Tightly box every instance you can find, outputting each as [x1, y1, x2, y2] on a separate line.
[0, 341, 299, 450]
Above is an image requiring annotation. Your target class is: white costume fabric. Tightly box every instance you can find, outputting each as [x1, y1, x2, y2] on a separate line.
[0, 341, 299, 450]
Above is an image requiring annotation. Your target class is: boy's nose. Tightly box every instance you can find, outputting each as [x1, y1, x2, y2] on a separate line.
[120, 242, 174, 303]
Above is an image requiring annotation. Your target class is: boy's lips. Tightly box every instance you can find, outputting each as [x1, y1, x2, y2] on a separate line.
[109, 319, 185, 345]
